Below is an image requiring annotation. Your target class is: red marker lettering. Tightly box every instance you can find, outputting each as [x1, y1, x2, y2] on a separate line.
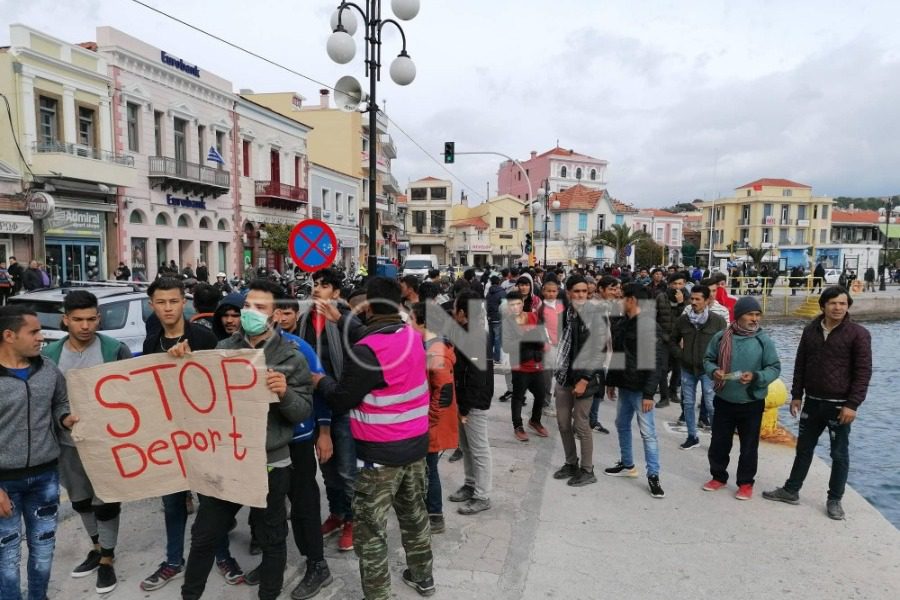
[131, 363, 178, 421]
[94, 374, 140, 438]
[221, 358, 257, 417]
[179, 361, 217, 414]
[111, 443, 147, 478]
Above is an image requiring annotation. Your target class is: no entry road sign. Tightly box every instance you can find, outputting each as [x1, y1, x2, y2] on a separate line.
[288, 219, 338, 272]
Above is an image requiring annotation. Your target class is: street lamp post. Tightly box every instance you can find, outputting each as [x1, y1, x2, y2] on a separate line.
[539, 179, 560, 267]
[880, 196, 895, 291]
[327, 0, 419, 279]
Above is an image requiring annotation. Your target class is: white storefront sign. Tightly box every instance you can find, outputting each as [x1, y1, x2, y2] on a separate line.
[0, 214, 35, 235]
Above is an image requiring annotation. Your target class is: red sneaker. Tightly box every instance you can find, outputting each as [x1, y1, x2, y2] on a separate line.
[338, 521, 354, 551]
[528, 421, 549, 438]
[321, 514, 343, 537]
[702, 479, 727, 492]
[735, 484, 753, 501]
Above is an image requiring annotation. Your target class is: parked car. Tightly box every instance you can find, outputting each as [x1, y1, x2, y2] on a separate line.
[8, 285, 195, 356]
[823, 269, 840, 284]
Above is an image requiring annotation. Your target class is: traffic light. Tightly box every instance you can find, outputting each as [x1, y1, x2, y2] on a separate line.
[524, 232, 533, 254]
[444, 141, 455, 164]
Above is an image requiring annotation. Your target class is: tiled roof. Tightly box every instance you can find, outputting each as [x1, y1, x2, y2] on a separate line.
[610, 199, 638, 214]
[450, 216, 489, 230]
[638, 209, 679, 218]
[536, 145, 601, 162]
[832, 209, 897, 224]
[418, 176, 444, 182]
[736, 178, 811, 190]
[551, 184, 604, 211]
[395, 194, 408, 204]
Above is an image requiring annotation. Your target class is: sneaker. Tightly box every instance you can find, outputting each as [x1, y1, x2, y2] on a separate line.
[735, 484, 753, 501]
[448, 484, 475, 503]
[567, 468, 597, 487]
[826, 499, 845, 520]
[592, 423, 610, 434]
[402, 568, 436, 597]
[604, 462, 638, 477]
[680, 436, 700, 450]
[553, 462, 579, 480]
[458, 497, 491, 515]
[291, 560, 333, 599]
[514, 426, 529, 442]
[338, 521, 354, 552]
[648, 475, 665, 498]
[542, 404, 557, 418]
[243, 564, 260, 586]
[762, 487, 800, 505]
[698, 418, 711, 431]
[676, 412, 685, 425]
[216, 557, 244, 585]
[528, 421, 549, 437]
[429, 514, 445, 534]
[95, 563, 117, 594]
[321, 513, 343, 537]
[448, 448, 463, 462]
[655, 398, 670, 408]
[140, 561, 184, 591]
[499, 391, 512, 403]
[71, 549, 101, 578]
[702, 479, 727, 492]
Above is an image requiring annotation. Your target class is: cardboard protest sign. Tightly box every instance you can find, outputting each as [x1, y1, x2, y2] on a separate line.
[66, 349, 277, 507]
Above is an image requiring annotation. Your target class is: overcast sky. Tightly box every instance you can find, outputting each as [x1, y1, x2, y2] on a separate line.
[3, 0, 899, 207]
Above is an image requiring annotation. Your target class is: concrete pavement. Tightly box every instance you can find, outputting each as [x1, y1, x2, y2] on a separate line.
[46, 378, 900, 599]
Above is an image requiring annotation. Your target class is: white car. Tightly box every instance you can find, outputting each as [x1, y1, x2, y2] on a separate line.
[823, 269, 840, 284]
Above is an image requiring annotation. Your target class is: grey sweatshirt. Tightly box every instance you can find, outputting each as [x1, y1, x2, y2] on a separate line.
[0, 356, 70, 478]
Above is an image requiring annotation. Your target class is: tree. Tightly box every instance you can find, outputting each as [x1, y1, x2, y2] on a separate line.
[593, 224, 650, 264]
[260, 223, 292, 262]
[635, 239, 667, 268]
[745, 247, 769, 266]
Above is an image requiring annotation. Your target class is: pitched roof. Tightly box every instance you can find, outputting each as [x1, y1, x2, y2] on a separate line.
[831, 209, 897, 224]
[610, 198, 638, 214]
[450, 216, 489, 230]
[395, 194, 408, 204]
[638, 209, 678, 218]
[417, 176, 444, 182]
[550, 184, 604, 211]
[736, 178, 811, 190]
[536, 145, 602, 162]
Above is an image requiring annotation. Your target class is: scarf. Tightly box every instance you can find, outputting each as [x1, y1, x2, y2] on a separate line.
[687, 307, 709, 328]
[555, 305, 577, 385]
[713, 321, 758, 392]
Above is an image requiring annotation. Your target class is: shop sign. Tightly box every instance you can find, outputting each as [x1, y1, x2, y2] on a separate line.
[470, 241, 492, 252]
[0, 215, 34, 235]
[396, 242, 410, 251]
[166, 194, 207, 210]
[27, 191, 55, 220]
[45, 208, 102, 237]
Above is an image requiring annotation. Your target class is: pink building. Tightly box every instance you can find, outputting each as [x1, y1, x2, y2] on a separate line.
[632, 209, 684, 264]
[497, 146, 608, 203]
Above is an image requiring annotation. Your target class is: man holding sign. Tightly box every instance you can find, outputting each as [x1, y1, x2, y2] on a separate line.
[180, 279, 313, 600]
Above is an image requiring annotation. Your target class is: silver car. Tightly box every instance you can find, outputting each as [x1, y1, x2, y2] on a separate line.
[8, 285, 195, 356]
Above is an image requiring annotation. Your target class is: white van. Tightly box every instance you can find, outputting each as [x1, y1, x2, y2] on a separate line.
[402, 254, 439, 279]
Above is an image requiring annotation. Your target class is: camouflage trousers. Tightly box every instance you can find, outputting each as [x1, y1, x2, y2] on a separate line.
[353, 458, 434, 600]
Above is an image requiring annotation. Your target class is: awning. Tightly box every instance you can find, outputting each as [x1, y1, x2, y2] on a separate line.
[0, 213, 34, 235]
[878, 224, 900, 239]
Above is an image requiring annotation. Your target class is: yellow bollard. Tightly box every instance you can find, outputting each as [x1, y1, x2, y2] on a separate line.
[760, 378, 796, 446]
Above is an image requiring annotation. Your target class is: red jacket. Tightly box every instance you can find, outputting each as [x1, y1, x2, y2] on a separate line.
[425, 338, 458, 452]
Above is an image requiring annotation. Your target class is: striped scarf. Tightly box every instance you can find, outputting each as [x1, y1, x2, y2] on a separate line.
[555, 305, 577, 385]
[713, 321, 758, 392]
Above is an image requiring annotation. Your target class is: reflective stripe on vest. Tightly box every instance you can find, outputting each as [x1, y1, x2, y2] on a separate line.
[350, 326, 429, 443]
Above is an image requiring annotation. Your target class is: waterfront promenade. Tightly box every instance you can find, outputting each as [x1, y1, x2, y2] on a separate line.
[47, 379, 900, 600]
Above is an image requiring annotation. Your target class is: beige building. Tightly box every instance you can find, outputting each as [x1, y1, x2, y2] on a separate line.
[244, 89, 403, 263]
[406, 176, 453, 263]
[698, 178, 833, 269]
[448, 194, 528, 267]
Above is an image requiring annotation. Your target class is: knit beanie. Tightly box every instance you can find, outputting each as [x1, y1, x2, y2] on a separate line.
[733, 296, 762, 320]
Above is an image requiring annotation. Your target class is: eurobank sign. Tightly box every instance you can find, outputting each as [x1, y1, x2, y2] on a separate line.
[160, 51, 200, 77]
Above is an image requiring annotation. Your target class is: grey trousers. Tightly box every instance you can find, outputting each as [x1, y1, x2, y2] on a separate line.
[555, 386, 594, 470]
[459, 409, 492, 500]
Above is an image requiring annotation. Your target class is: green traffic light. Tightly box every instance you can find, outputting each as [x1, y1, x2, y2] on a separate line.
[444, 141, 455, 164]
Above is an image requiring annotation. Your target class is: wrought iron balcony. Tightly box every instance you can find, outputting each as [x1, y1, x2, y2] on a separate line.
[254, 180, 308, 211]
[34, 141, 134, 166]
[148, 156, 230, 198]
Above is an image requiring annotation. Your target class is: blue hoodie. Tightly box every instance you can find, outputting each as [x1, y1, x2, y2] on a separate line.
[280, 330, 331, 442]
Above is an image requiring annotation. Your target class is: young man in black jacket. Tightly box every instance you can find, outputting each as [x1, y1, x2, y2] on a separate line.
[551, 275, 607, 487]
[605, 284, 666, 499]
[447, 289, 494, 515]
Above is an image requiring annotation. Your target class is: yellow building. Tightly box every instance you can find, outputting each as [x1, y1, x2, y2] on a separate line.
[242, 89, 403, 262]
[698, 178, 833, 269]
[447, 194, 528, 267]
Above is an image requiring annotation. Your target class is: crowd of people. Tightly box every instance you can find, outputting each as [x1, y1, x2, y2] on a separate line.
[0, 259, 874, 600]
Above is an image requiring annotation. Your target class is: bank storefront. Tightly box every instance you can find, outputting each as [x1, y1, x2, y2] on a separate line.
[44, 206, 111, 283]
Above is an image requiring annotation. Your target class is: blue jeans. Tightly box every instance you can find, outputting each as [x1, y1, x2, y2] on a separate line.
[681, 371, 715, 439]
[162, 491, 231, 567]
[322, 413, 357, 521]
[614, 388, 661, 477]
[488, 320, 502, 363]
[425, 452, 442, 515]
[0, 468, 59, 600]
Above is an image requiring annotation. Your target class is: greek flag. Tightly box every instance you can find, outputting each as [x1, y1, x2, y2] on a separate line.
[207, 146, 225, 165]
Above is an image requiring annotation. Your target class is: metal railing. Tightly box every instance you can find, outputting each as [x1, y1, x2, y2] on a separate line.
[254, 180, 308, 202]
[148, 156, 230, 188]
[34, 141, 134, 166]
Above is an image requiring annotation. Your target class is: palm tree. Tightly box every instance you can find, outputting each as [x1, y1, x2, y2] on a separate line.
[745, 246, 769, 266]
[593, 224, 650, 264]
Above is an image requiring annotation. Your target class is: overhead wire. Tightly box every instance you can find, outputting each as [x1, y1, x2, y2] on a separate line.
[127, 0, 488, 203]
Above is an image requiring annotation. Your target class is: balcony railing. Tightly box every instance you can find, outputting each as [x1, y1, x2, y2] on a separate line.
[380, 134, 397, 158]
[254, 181, 308, 202]
[34, 141, 134, 166]
[148, 156, 230, 197]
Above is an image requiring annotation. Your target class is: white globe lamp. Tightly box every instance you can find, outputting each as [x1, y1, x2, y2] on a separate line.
[326, 30, 356, 64]
[389, 53, 416, 85]
[330, 8, 358, 36]
[391, 0, 420, 20]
